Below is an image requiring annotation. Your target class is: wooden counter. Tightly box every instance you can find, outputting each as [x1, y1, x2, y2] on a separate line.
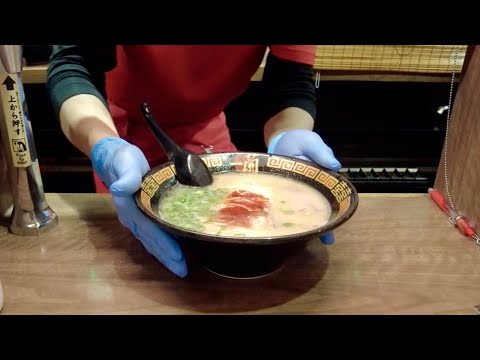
[0, 193, 479, 315]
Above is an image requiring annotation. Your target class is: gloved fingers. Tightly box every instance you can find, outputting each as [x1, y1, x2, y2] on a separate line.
[301, 136, 341, 171]
[135, 226, 188, 278]
[109, 168, 144, 196]
[291, 155, 311, 162]
[320, 231, 335, 245]
[113, 196, 184, 262]
[134, 223, 184, 263]
[112, 196, 188, 278]
[109, 146, 150, 196]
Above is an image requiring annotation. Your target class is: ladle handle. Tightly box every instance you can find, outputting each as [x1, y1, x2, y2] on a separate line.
[140, 103, 182, 160]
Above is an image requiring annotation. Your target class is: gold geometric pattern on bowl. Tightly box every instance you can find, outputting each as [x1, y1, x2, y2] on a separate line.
[315, 171, 339, 190]
[141, 176, 160, 198]
[292, 162, 320, 179]
[337, 197, 351, 218]
[202, 156, 223, 168]
[331, 181, 353, 203]
[266, 156, 296, 171]
[152, 166, 175, 186]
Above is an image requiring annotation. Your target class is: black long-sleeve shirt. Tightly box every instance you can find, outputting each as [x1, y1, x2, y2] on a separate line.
[46, 45, 317, 122]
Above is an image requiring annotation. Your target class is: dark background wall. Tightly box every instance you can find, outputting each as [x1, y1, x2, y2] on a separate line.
[21, 46, 455, 193]
[25, 79, 454, 194]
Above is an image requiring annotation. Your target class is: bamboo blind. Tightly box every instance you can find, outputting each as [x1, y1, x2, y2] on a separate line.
[314, 45, 467, 74]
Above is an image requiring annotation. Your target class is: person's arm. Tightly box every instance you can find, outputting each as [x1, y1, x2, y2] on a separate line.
[46, 45, 119, 157]
[48, 46, 187, 276]
[260, 45, 317, 146]
[261, 46, 339, 246]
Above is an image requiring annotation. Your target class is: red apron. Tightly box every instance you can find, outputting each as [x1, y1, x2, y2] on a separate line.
[94, 45, 316, 192]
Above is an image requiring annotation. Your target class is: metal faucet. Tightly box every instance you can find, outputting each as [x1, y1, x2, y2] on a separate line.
[0, 45, 58, 235]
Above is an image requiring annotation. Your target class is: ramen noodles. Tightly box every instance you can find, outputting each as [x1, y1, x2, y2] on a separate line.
[158, 172, 332, 237]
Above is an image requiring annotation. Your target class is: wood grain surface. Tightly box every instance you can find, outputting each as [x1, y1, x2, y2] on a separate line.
[435, 45, 480, 228]
[0, 193, 479, 315]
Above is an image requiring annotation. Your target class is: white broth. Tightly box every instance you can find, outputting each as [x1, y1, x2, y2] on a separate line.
[158, 172, 332, 237]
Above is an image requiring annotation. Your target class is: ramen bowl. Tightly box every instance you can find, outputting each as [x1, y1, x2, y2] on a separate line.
[135, 152, 358, 279]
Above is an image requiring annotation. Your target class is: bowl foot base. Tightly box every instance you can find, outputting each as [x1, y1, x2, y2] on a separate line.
[203, 263, 285, 280]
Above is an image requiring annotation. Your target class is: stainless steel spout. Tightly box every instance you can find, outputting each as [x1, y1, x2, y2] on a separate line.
[0, 45, 58, 235]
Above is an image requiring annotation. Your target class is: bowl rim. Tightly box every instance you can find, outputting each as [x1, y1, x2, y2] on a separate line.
[135, 151, 359, 245]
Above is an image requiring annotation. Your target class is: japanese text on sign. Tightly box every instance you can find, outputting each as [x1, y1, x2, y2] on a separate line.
[0, 73, 32, 167]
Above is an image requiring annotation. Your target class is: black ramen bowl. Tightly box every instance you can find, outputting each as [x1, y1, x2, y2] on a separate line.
[135, 152, 359, 279]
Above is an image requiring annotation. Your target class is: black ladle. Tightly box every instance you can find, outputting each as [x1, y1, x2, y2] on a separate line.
[140, 103, 213, 187]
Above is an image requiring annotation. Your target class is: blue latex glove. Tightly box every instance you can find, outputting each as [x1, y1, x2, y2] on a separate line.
[267, 129, 342, 245]
[91, 137, 187, 277]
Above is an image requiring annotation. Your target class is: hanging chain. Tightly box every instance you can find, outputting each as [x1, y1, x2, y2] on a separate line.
[443, 46, 460, 209]
[475, 234, 480, 246]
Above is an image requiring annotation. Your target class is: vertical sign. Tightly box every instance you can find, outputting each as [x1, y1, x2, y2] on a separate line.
[0, 73, 32, 167]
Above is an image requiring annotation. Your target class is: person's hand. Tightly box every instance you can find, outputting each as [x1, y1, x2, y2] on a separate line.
[267, 129, 342, 245]
[91, 137, 187, 277]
